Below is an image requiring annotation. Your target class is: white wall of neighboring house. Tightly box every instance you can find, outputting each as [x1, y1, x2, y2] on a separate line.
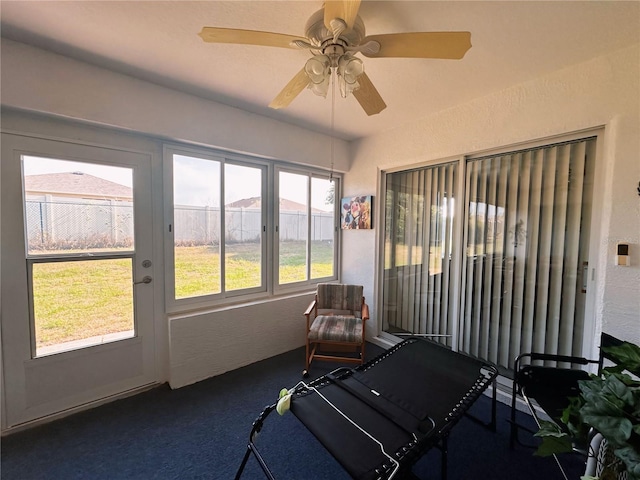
[1, 37, 639, 414]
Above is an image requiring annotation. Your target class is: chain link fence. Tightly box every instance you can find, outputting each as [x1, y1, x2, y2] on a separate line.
[26, 198, 134, 251]
[26, 199, 335, 251]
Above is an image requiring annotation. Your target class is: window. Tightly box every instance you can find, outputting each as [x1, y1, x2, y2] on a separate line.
[172, 154, 222, 298]
[22, 156, 136, 356]
[278, 171, 336, 285]
[165, 146, 339, 310]
[381, 135, 598, 373]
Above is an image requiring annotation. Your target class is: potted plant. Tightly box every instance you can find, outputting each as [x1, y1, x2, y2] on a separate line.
[535, 340, 640, 480]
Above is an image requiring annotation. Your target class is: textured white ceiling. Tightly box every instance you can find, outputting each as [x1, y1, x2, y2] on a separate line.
[1, 1, 639, 140]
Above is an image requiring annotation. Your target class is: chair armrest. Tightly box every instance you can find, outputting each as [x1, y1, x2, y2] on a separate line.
[361, 302, 369, 321]
[524, 352, 597, 365]
[304, 299, 317, 317]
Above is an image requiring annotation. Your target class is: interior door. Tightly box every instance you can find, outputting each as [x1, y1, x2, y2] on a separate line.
[1, 133, 157, 428]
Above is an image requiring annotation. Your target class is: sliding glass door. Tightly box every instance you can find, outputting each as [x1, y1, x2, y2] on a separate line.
[459, 138, 595, 370]
[381, 136, 597, 372]
[382, 162, 458, 346]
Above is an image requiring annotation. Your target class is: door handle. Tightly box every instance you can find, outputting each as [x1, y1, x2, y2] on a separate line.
[134, 276, 153, 285]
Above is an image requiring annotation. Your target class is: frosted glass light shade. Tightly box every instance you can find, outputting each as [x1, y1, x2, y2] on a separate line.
[305, 55, 330, 84]
[337, 54, 364, 98]
[305, 55, 331, 98]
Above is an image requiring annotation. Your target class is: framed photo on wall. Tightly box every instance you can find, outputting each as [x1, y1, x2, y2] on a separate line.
[341, 195, 373, 230]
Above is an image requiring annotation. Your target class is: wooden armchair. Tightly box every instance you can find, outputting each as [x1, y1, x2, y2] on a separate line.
[303, 284, 369, 373]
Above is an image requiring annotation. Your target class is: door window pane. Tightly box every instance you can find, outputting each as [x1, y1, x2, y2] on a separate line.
[32, 259, 134, 356]
[23, 157, 133, 255]
[279, 171, 308, 284]
[173, 155, 221, 298]
[225, 163, 263, 291]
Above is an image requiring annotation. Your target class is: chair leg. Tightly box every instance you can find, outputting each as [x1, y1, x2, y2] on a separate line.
[305, 340, 310, 372]
[510, 380, 518, 448]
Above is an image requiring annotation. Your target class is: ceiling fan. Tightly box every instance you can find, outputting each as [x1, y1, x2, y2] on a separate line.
[198, 1, 471, 116]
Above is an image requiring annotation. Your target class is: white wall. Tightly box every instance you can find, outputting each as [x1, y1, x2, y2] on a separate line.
[345, 43, 640, 347]
[169, 294, 312, 388]
[0, 39, 350, 171]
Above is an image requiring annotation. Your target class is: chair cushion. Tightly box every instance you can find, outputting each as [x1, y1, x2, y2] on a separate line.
[308, 315, 363, 343]
[317, 309, 354, 316]
[317, 284, 363, 317]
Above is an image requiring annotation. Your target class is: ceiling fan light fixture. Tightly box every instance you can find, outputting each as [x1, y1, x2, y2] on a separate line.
[304, 55, 331, 97]
[337, 53, 363, 98]
[305, 55, 331, 83]
[339, 77, 360, 98]
[309, 75, 331, 98]
[338, 54, 363, 82]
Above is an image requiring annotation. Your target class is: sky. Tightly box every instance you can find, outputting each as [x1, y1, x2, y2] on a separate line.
[23, 156, 133, 187]
[22, 154, 333, 211]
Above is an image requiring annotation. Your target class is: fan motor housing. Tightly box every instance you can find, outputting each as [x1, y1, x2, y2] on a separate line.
[305, 8, 365, 48]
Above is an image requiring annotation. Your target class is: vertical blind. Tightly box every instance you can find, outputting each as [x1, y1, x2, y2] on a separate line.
[382, 162, 457, 346]
[382, 136, 596, 372]
[459, 137, 596, 370]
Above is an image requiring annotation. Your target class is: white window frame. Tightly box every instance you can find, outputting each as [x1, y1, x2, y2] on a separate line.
[274, 165, 341, 294]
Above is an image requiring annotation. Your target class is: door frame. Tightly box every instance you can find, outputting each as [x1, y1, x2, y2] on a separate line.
[1, 132, 160, 430]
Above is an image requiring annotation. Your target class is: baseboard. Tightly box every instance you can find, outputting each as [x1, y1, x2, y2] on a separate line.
[1, 382, 162, 436]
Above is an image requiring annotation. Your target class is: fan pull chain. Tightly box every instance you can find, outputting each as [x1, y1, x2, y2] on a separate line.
[330, 68, 336, 182]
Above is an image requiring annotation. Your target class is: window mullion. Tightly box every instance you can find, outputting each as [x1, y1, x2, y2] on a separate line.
[220, 160, 226, 294]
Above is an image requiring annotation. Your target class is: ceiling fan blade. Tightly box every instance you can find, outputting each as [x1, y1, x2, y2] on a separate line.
[198, 27, 306, 49]
[324, 0, 362, 31]
[360, 32, 472, 59]
[353, 72, 386, 116]
[269, 68, 311, 109]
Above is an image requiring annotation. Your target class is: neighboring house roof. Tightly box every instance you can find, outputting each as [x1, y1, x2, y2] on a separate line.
[226, 196, 329, 213]
[24, 172, 132, 200]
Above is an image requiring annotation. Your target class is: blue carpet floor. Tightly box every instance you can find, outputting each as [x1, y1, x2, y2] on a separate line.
[1, 344, 585, 479]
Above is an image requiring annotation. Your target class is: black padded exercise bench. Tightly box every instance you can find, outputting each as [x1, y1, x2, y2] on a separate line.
[235, 337, 499, 480]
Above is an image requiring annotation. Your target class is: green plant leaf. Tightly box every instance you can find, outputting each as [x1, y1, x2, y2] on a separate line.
[534, 420, 563, 436]
[614, 445, 640, 479]
[603, 373, 637, 406]
[580, 374, 634, 416]
[534, 421, 574, 456]
[603, 342, 640, 377]
[534, 339, 640, 471]
[581, 414, 632, 446]
[535, 434, 574, 457]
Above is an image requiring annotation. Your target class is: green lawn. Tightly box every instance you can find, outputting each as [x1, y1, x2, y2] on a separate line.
[32, 259, 134, 347]
[33, 241, 333, 348]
